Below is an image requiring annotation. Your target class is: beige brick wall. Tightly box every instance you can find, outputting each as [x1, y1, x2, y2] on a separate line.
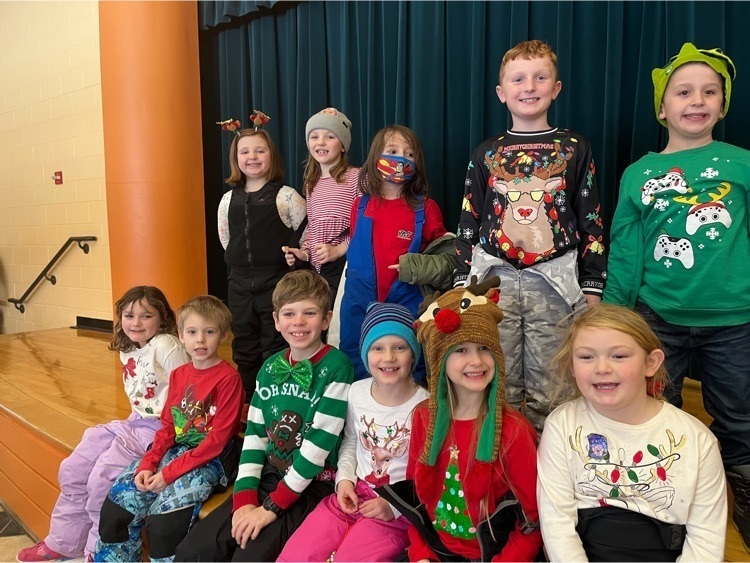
[0, 1, 111, 334]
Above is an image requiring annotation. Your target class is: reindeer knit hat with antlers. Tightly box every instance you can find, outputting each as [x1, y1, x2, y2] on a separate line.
[414, 276, 505, 466]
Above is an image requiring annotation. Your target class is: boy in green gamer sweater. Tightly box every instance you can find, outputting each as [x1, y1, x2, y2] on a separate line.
[604, 43, 750, 552]
[174, 270, 354, 562]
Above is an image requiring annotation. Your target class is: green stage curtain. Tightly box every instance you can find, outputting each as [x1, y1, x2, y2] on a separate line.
[199, 1, 280, 29]
[199, 1, 750, 298]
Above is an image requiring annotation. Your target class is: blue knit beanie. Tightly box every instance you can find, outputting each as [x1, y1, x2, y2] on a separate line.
[360, 302, 421, 373]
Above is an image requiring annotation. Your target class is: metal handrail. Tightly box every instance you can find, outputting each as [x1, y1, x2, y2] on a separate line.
[8, 236, 97, 314]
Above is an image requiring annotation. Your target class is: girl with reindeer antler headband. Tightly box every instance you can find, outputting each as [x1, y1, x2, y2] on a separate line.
[216, 110, 307, 401]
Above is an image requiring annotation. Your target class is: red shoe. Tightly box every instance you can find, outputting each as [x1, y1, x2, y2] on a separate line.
[16, 541, 71, 562]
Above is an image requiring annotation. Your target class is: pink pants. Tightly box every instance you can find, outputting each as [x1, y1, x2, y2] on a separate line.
[277, 479, 410, 562]
[44, 413, 161, 559]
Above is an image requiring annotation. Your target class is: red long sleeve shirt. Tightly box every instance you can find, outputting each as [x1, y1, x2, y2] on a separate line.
[137, 360, 244, 484]
[406, 404, 542, 562]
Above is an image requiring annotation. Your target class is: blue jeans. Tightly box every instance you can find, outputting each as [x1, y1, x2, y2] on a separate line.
[635, 300, 750, 467]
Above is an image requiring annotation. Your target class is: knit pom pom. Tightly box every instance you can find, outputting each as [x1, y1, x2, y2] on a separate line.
[465, 461, 492, 502]
[434, 308, 461, 333]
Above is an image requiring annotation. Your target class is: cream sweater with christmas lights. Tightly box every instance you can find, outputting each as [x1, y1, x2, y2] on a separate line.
[538, 397, 727, 562]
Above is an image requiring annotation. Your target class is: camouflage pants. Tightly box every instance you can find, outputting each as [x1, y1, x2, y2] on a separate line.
[95, 444, 225, 562]
[494, 268, 585, 433]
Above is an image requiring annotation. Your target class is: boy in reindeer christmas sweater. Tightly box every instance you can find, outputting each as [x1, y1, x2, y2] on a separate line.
[455, 40, 606, 431]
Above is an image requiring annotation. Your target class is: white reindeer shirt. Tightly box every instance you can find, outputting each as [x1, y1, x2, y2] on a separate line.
[336, 379, 428, 489]
[537, 397, 727, 562]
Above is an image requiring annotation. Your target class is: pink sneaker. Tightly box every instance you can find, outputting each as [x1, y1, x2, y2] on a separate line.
[16, 541, 71, 562]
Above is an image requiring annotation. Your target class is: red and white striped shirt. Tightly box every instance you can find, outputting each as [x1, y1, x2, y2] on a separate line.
[302, 167, 360, 272]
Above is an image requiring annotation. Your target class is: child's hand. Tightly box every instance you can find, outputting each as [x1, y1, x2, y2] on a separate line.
[134, 470, 153, 492]
[388, 263, 400, 272]
[281, 246, 308, 266]
[314, 242, 346, 264]
[336, 480, 359, 514]
[585, 294, 602, 306]
[357, 497, 395, 521]
[231, 504, 276, 549]
[145, 472, 167, 493]
[231, 505, 257, 549]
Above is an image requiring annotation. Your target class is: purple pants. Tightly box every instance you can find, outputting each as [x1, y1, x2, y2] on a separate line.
[277, 479, 410, 562]
[44, 412, 161, 559]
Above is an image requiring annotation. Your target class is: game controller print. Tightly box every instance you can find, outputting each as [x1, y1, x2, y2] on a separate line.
[641, 167, 690, 205]
[674, 182, 732, 235]
[653, 233, 694, 269]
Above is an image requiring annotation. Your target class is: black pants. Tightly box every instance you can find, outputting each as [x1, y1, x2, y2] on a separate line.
[174, 467, 333, 562]
[227, 271, 287, 399]
[319, 255, 346, 304]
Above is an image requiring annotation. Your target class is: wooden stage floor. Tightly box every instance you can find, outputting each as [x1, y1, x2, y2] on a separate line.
[0, 327, 746, 559]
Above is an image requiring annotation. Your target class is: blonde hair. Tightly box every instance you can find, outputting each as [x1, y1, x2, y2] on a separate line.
[177, 295, 232, 335]
[550, 303, 669, 401]
[499, 39, 558, 83]
[225, 129, 284, 187]
[109, 286, 178, 353]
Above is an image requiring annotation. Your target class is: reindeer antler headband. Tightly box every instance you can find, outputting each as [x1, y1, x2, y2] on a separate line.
[216, 118, 242, 137]
[216, 109, 272, 137]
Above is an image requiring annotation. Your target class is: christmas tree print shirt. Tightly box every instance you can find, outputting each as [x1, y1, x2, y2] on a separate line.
[407, 404, 542, 562]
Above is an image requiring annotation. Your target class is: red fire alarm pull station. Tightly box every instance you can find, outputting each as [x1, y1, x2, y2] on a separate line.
[53, 171, 63, 185]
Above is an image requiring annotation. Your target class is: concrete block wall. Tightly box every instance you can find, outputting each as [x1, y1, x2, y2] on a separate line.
[0, 1, 112, 334]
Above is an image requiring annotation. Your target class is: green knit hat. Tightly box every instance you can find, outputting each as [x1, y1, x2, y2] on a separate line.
[414, 276, 505, 466]
[652, 42, 736, 127]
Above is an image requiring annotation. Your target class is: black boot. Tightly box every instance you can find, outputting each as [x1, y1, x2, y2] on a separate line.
[726, 465, 750, 553]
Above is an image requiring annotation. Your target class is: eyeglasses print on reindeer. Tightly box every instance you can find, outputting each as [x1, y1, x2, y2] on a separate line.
[505, 189, 545, 203]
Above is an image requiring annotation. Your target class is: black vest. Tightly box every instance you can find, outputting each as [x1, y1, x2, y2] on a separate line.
[225, 182, 293, 286]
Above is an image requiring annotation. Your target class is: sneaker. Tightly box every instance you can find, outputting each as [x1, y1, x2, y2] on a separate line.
[16, 541, 71, 562]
